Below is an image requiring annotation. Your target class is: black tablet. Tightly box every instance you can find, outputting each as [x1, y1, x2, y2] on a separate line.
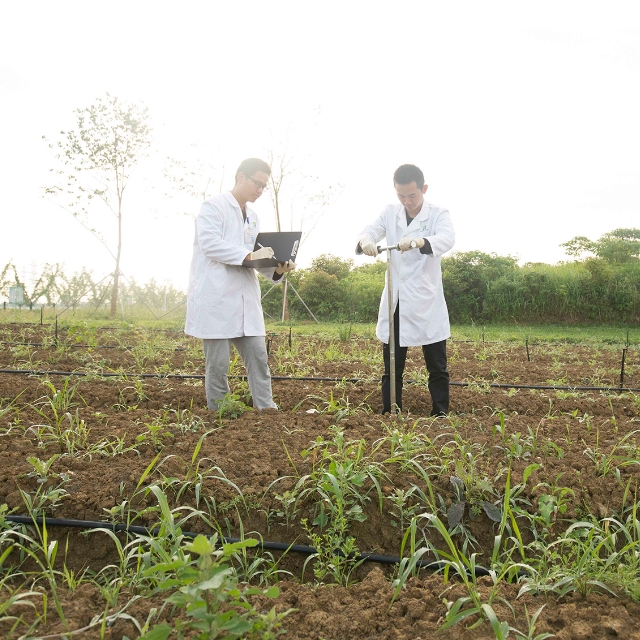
[242, 231, 302, 268]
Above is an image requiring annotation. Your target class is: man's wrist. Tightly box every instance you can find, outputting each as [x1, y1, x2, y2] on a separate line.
[419, 239, 433, 255]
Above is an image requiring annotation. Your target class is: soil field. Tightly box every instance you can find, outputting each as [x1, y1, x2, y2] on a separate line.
[1, 323, 640, 639]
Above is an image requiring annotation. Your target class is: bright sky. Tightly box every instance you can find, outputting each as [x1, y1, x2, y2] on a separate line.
[1, 1, 639, 291]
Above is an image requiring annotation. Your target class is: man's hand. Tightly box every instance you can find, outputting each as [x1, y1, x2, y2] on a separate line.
[248, 246, 275, 260]
[398, 237, 425, 253]
[359, 238, 378, 257]
[275, 260, 296, 275]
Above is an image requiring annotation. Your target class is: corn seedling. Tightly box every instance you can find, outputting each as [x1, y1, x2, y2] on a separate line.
[31, 378, 84, 427]
[415, 513, 514, 634]
[509, 605, 555, 640]
[386, 486, 427, 533]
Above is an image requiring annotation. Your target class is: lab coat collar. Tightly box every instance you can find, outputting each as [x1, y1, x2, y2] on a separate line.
[224, 191, 256, 222]
[396, 202, 431, 230]
[224, 191, 242, 209]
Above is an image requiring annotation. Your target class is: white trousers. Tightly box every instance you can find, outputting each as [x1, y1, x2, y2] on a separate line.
[202, 336, 276, 410]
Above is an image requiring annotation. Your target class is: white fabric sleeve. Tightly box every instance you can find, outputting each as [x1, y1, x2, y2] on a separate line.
[425, 209, 455, 258]
[197, 200, 249, 265]
[358, 210, 388, 245]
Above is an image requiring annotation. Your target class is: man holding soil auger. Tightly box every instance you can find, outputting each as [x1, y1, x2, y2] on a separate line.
[185, 158, 296, 411]
[356, 164, 455, 416]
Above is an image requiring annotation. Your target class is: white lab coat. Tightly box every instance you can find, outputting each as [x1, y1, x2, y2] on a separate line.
[358, 203, 455, 347]
[185, 191, 280, 339]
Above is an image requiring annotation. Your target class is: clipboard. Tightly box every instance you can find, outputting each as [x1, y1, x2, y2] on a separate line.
[242, 231, 302, 268]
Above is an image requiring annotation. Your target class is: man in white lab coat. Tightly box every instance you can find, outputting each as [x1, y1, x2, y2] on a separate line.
[185, 158, 295, 410]
[357, 164, 455, 416]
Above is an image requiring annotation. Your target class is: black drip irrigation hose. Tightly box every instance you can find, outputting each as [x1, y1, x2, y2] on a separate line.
[0, 341, 187, 352]
[1, 322, 636, 349]
[5, 515, 506, 578]
[0, 367, 638, 393]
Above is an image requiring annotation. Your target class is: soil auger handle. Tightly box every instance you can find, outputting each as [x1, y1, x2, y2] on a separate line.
[356, 240, 417, 255]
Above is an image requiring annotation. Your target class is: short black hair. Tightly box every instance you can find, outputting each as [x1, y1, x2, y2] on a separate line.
[393, 164, 424, 189]
[235, 158, 271, 183]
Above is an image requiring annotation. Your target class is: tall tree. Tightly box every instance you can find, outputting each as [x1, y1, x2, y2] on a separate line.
[43, 94, 152, 317]
[267, 146, 342, 321]
[561, 228, 640, 263]
[164, 142, 226, 216]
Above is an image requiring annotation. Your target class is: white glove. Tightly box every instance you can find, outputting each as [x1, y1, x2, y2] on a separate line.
[398, 237, 425, 253]
[359, 238, 378, 257]
[275, 260, 296, 275]
[248, 246, 275, 260]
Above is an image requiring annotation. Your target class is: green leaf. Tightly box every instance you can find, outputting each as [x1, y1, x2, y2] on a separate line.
[196, 567, 234, 591]
[140, 624, 172, 640]
[221, 618, 254, 634]
[522, 463, 540, 484]
[482, 501, 502, 522]
[538, 494, 557, 526]
[221, 538, 258, 555]
[185, 534, 216, 557]
[447, 501, 465, 528]
[481, 603, 510, 640]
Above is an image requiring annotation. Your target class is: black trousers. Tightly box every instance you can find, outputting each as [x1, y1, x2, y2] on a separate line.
[382, 304, 449, 416]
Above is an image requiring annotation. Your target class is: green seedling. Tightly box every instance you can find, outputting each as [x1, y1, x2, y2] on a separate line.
[412, 513, 519, 635]
[446, 475, 501, 530]
[509, 605, 555, 640]
[217, 392, 250, 420]
[583, 429, 640, 479]
[136, 422, 174, 452]
[301, 518, 365, 587]
[25, 455, 63, 483]
[386, 486, 425, 533]
[141, 533, 291, 639]
[31, 378, 84, 429]
[273, 490, 299, 529]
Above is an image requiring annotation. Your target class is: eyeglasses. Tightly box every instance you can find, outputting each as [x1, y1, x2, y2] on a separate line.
[247, 176, 269, 191]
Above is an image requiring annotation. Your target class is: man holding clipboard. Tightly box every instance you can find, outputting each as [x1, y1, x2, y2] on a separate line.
[185, 158, 296, 411]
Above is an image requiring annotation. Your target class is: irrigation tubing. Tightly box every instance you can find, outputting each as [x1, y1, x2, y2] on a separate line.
[2, 339, 637, 353]
[5, 515, 504, 578]
[1, 320, 636, 348]
[0, 367, 638, 393]
[0, 341, 187, 352]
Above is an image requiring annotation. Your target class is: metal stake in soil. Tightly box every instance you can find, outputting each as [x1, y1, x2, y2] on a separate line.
[355, 240, 415, 414]
[376, 242, 407, 414]
[386, 246, 397, 412]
